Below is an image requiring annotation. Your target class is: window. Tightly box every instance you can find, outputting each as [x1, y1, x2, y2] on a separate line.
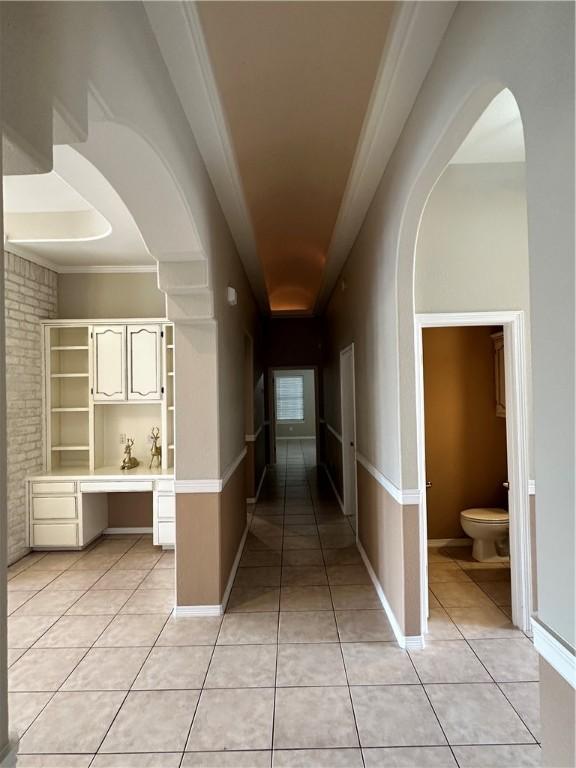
[275, 375, 304, 422]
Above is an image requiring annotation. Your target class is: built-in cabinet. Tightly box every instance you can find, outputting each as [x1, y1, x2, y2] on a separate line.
[32, 318, 176, 549]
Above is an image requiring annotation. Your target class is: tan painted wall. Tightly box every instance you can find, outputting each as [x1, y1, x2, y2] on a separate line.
[324, 426, 343, 502]
[58, 273, 165, 319]
[423, 326, 508, 539]
[540, 657, 576, 767]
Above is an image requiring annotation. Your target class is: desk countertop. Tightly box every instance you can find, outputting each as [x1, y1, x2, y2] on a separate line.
[28, 466, 175, 482]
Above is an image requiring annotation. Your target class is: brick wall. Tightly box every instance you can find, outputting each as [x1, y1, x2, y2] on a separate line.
[4, 251, 57, 564]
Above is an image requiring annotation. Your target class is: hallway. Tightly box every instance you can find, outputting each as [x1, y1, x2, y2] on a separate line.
[4, 439, 540, 766]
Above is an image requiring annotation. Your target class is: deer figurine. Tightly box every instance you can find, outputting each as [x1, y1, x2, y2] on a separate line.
[149, 427, 162, 469]
[120, 438, 139, 470]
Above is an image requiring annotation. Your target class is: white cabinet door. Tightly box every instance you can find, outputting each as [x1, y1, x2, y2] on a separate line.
[93, 326, 126, 401]
[127, 325, 161, 400]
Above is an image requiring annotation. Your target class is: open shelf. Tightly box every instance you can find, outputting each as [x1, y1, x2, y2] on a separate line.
[52, 346, 89, 351]
[51, 373, 89, 378]
[51, 407, 89, 413]
[52, 445, 90, 451]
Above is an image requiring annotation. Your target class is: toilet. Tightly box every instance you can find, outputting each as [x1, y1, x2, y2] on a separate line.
[460, 508, 509, 562]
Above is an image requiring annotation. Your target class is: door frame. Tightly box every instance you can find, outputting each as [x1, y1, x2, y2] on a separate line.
[415, 310, 533, 634]
[340, 344, 358, 528]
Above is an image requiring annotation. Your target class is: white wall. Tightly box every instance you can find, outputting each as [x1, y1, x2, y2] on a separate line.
[275, 369, 316, 438]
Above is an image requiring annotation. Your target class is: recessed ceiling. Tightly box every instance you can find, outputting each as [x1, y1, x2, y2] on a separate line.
[3, 145, 153, 270]
[451, 88, 525, 165]
[197, 1, 395, 313]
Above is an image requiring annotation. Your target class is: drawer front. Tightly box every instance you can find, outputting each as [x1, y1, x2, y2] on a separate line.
[33, 523, 78, 547]
[33, 496, 77, 520]
[32, 481, 76, 495]
[157, 521, 175, 546]
[157, 495, 175, 520]
[80, 481, 153, 493]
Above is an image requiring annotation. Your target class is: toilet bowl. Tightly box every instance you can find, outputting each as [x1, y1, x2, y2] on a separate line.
[460, 508, 509, 562]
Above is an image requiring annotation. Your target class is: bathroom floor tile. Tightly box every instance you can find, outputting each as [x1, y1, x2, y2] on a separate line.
[445, 605, 524, 639]
[274, 686, 358, 749]
[430, 582, 494, 609]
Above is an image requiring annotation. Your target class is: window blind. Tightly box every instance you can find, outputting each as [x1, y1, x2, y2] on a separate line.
[275, 375, 304, 421]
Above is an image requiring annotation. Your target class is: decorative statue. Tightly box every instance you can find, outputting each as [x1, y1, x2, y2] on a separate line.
[120, 438, 139, 470]
[149, 426, 162, 469]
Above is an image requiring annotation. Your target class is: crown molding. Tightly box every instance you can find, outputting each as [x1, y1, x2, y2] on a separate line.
[316, 2, 457, 312]
[144, 1, 268, 313]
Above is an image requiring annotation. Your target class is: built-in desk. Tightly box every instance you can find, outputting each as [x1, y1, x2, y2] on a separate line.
[27, 467, 175, 549]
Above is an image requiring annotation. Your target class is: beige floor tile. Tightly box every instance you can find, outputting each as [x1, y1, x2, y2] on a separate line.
[431, 582, 494, 608]
[217, 612, 278, 645]
[34, 615, 114, 648]
[70, 554, 124, 572]
[428, 565, 473, 584]
[67, 590, 133, 616]
[62, 646, 149, 690]
[9, 648, 87, 691]
[276, 643, 347, 686]
[469, 638, 539, 682]
[227, 587, 281, 613]
[464, 567, 511, 583]
[92, 752, 182, 767]
[240, 549, 282, 567]
[245, 534, 283, 552]
[363, 746, 457, 767]
[6, 755, 94, 766]
[280, 586, 332, 611]
[120, 588, 174, 615]
[154, 551, 175, 569]
[319, 533, 356, 550]
[283, 535, 321, 551]
[500, 682, 541, 741]
[282, 550, 324, 566]
[14, 590, 85, 617]
[205, 645, 277, 688]
[92, 570, 149, 590]
[101, 690, 200, 753]
[156, 615, 221, 646]
[7, 571, 58, 592]
[336, 610, 395, 642]
[281, 566, 328, 586]
[323, 548, 363, 566]
[47, 570, 108, 591]
[273, 748, 363, 767]
[187, 688, 274, 751]
[234, 566, 282, 588]
[28, 552, 85, 571]
[138, 569, 176, 590]
[476, 580, 512, 606]
[326, 565, 370, 586]
[274, 686, 358, 749]
[278, 610, 339, 644]
[283, 524, 318, 536]
[351, 685, 446, 747]
[331, 585, 381, 610]
[8, 592, 37, 615]
[342, 643, 418, 685]
[410, 640, 492, 684]
[8, 691, 53, 736]
[134, 646, 212, 689]
[8, 616, 60, 649]
[452, 744, 542, 767]
[446, 605, 524, 639]
[426, 608, 463, 640]
[425, 683, 535, 745]
[7, 553, 47, 578]
[18, 690, 125, 753]
[8, 648, 27, 667]
[183, 752, 270, 767]
[95, 614, 167, 647]
[111, 552, 163, 570]
[427, 548, 458, 563]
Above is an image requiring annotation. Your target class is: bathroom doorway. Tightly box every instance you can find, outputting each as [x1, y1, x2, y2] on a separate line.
[415, 311, 532, 633]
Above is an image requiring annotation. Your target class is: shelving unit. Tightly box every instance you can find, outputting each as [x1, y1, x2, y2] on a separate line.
[162, 324, 175, 472]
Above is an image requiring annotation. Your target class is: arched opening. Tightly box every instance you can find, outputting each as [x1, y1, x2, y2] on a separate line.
[409, 87, 533, 637]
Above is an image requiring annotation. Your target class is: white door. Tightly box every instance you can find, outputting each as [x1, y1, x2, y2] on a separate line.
[340, 345, 357, 521]
[92, 325, 126, 401]
[127, 325, 161, 400]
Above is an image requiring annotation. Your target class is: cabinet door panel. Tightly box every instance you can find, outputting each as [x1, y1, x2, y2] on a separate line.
[93, 326, 126, 401]
[127, 325, 161, 400]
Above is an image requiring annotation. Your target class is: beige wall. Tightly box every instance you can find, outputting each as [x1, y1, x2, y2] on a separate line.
[275, 369, 316, 438]
[540, 658, 576, 767]
[58, 272, 165, 319]
[423, 326, 508, 539]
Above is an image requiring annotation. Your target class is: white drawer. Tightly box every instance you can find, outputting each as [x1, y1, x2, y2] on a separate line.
[80, 481, 153, 493]
[33, 522, 78, 547]
[157, 521, 175, 546]
[157, 495, 175, 520]
[32, 481, 76, 495]
[33, 496, 77, 520]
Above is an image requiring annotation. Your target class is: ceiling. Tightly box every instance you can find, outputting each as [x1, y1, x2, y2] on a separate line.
[451, 88, 525, 165]
[3, 145, 153, 271]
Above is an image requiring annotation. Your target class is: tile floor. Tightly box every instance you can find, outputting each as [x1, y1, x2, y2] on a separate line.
[5, 439, 541, 767]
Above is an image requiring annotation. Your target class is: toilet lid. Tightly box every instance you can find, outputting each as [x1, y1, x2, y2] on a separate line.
[461, 508, 509, 523]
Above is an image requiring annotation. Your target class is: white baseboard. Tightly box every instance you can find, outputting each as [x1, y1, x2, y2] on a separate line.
[247, 465, 267, 504]
[172, 524, 248, 618]
[428, 537, 472, 547]
[357, 539, 425, 650]
[532, 615, 576, 689]
[103, 527, 153, 535]
[320, 463, 345, 513]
